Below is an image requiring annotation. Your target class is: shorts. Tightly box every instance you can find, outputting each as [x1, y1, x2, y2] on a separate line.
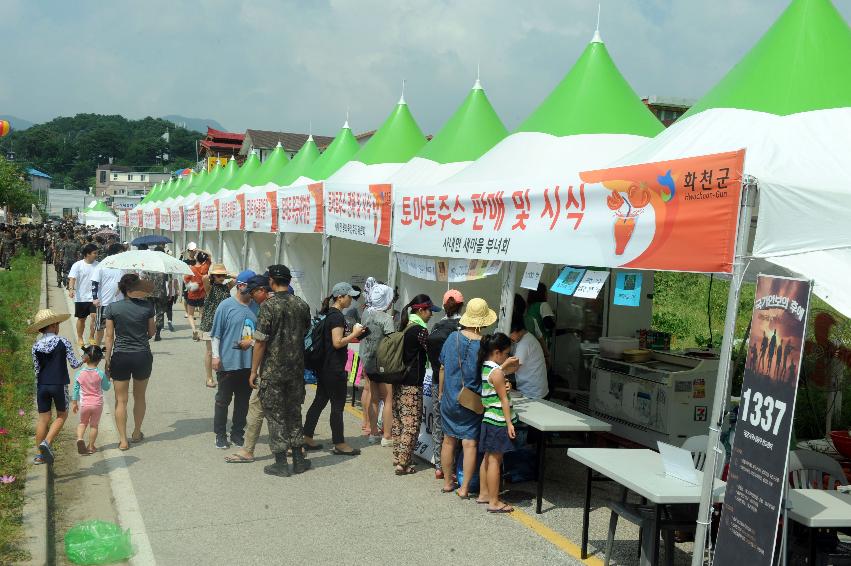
[186, 297, 205, 308]
[109, 350, 154, 381]
[79, 404, 104, 426]
[37, 384, 69, 413]
[478, 422, 516, 455]
[74, 301, 96, 319]
[94, 305, 107, 330]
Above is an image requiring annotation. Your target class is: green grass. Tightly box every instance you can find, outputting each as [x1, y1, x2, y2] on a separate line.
[0, 252, 43, 563]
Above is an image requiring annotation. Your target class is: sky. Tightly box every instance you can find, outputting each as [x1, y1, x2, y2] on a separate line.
[2, 0, 850, 136]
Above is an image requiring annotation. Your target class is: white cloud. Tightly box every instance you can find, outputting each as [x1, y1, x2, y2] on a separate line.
[1, 0, 848, 135]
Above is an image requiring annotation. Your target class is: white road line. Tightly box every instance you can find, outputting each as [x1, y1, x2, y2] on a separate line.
[63, 292, 157, 565]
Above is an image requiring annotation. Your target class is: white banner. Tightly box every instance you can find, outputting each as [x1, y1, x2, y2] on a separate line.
[169, 206, 183, 232]
[219, 193, 243, 231]
[245, 189, 277, 233]
[398, 254, 437, 281]
[200, 199, 219, 231]
[414, 368, 437, 464]
[142, 208, 158, 229]
[278, 183, 325, 234]
[159, 207, 171, 232]
[324, 183, 392, 246]
[183, 203, 200, 232]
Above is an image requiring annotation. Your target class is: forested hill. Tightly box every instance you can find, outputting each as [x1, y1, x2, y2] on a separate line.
[3, 114, 204, 190]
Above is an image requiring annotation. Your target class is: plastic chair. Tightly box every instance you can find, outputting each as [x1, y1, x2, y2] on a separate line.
[603, 436, 709, 566]
[788, 449, 848, 490]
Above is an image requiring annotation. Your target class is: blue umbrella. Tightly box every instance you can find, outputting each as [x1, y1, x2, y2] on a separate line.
[131, 235, 173, 247]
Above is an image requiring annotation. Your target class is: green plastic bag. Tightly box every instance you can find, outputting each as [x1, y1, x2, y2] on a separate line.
[64, 520, 135, 565]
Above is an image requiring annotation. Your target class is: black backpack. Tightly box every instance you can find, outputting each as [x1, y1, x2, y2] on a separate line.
[427, 318, 460, 374]
[303, 314, 327, 372]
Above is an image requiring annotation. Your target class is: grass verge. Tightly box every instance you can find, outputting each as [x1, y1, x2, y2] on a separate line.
[0, 252, 43, 563]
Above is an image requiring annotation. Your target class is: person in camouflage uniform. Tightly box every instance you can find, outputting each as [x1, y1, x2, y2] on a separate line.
[61, 232, 81, 287]
[0, 227, 15, 270]
[251, 264, 312, 477]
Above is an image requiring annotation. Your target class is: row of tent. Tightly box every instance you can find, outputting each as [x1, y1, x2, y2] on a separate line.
[129, 0, 851, 317]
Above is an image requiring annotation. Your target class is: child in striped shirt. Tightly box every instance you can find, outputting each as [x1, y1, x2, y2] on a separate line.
[71, 345, 111, 455]
[476, 333, 519, 514]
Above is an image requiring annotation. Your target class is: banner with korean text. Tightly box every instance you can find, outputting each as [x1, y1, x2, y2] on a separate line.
[714, 275, 812, 566]
[325, 183, 392, 245]
[169, 206, 183, 232]
[159, 207, 171, 232]
[200, 199, 219, 231]
[142, 208, 159, 230]
[393, 150, 744, 273]
[245, 189, 278, 233]
[219, 193, 244, 231]
[133, 208, 142, 229]
[278, 183, 324, 234]
[183, 203, 201, 232]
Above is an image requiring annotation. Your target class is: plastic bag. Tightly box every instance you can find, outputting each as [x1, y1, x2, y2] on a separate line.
[64, 520, 135, 565]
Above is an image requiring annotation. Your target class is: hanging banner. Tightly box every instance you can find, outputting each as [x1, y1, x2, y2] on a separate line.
[245, 189, 278, 233]
[134, 208, 143, 228]
[394, 150, 744, 273]
[398, 254, 437, 281]
[278, 183, 325, 234]
[169, 206, 183, 232]
[142, 208, 159, 230]
[325, 183, 392, 246]
[219, 193, 244, 231]
[200, 199, 219, 231]
[183, 203, 201, 232]
[445, 258, 502, 282]
[159, 207, 171, 232]
[714, 275, 812, 566]
[120, 210, 128, 227]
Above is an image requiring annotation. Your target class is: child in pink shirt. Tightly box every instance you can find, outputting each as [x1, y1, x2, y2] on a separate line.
[71, 345, 111, 455]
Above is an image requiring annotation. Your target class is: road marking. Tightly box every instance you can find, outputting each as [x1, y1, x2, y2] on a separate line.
[342, 395, 602, 565]
[63, 292, 157, 565]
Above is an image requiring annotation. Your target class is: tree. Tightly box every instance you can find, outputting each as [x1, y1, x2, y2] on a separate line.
[0, 157, 35, 213]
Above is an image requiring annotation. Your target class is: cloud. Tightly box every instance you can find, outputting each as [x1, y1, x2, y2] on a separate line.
[1, 0, 848, 135]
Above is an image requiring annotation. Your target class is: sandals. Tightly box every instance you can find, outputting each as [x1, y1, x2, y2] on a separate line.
[331, 447, 361, 457]
[192, 330, 200, 341]
[225, 453, 255, 464]
[395, 465, 416, 475]
[487, 504, 514, 514]
[118, 443, 129, 451]
[76, 439, 88, 455]
[303, 443, 324, 452]
[206, 379, 217, 389]
[440, 485, 458, 493]
[456, 491, 471, 500]
[130, 432, 144, 443]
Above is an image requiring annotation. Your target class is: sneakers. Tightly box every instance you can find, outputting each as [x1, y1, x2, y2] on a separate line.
[168, 321, 175, 332]
[368, 435, 382, 445]
[38, 441, 55, 464]
[230, 435, 244, 448]
[215, 435, 230, 449]
[380, 438, 394, 447]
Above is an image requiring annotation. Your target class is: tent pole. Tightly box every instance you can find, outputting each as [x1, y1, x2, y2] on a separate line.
[691, 179, 756, 566]
[242, 231, 250, 269]
[218, 229, 224, 264]
[497, 261, 518, 334]
[321, 234, 331, 298]
[274, 232, 283, 265]
[387, 250, 399, 290]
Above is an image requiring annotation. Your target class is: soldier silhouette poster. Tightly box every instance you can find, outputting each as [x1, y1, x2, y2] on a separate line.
[714, 275, 812, 566]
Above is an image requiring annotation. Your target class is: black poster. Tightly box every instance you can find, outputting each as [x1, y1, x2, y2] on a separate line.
[714, 275, 811, 565]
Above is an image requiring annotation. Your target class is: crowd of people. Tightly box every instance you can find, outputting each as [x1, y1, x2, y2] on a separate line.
[13, 221, 552, 514]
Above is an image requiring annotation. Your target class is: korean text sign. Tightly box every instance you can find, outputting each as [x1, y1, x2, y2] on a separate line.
[393, 150, 744, 273]
[714, 275, 812, 566]
[324, 183, 392, 246]
[278, 183, 324, 234]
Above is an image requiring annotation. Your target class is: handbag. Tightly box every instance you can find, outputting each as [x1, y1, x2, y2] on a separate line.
[455, 333, 484, 414]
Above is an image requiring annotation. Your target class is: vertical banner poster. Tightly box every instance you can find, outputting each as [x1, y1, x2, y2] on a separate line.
[200, 199, 219, 232]
[325, 183, 393, 246]
[245, 189, 278, 233]
[613, 272, 643, 307]
[183, 203, 201, 232]
[219, 194, 244, 231]
[714, 275, 812, 566]
[169, 206, 183, 232]
[278, 183, 325, 234]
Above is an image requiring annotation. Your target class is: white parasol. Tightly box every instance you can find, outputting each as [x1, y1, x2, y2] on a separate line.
[98, 250, 192, 275]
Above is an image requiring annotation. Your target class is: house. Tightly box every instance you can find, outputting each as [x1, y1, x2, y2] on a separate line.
[94, 164, 170, 207]
[238, 129, 377, 161]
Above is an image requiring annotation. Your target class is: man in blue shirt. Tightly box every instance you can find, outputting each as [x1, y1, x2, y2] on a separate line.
[210, 275, 258, 449]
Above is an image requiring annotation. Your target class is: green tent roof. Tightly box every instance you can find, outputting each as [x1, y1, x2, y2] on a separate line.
[196, 164, 223, 196]
[206, 158, 239, 195]
[248, 143, 290, 185]
[89, 200, 113, 213]
[270, 136, 320, 186]
[160, 178, 177, 202]
[183, 169, 209, 197]
[223, 152, 261, 190]
[684, 0, 851, 119]
[417, 80, 508, 163]
[306, 123, 361, 180]
[351, 97, 427, 165]
[517, 33, 663, 137]
[174, 174, 194, 199]
[139, 182, 159, 205]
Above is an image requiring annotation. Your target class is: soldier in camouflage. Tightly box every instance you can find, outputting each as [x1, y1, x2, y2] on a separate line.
[61, 231, 81, 287]
[250, 264, 312, 477]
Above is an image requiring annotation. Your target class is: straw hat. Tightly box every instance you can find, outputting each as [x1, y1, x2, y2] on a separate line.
[27, 309, 71, 333]
[459, 298, 497, 329]
[209, 263, 232, 277]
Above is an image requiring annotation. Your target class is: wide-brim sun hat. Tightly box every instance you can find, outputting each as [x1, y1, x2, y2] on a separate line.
[27, 309, 71, 333]
[209, 263, 232, 277]
[459, 298, 497, 329]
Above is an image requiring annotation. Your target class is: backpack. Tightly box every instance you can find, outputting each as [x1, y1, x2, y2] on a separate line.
[426, 318, 460, 373]
[373, 322, 417, 384]
[303, 314, 327, 372]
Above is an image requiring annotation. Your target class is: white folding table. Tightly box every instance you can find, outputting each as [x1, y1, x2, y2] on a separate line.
[567, 448, 726, 565]
[512, 397, 611, 514]
[786, 489, 851, 564]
